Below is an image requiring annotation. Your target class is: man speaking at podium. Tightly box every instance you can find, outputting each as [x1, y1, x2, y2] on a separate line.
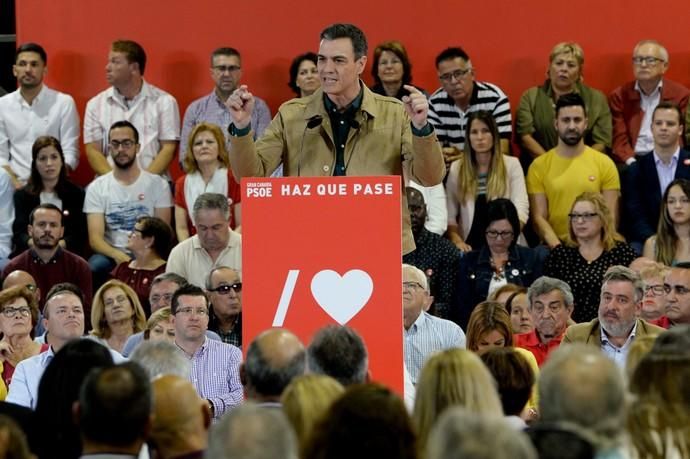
[225, 23, 444, 255]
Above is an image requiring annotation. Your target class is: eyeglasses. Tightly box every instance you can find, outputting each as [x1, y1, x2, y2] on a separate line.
[1, 307, 31, 318]
[439, 68, 472, 82]
[175, 307, 209, 316]
[130, 228, 144, 237]
[208, 283, 242, 295]
[663, 284, 690, 295]
[109, 139, 136, 150]
[485, 230, 514, 240]
[403, 281, 425, 292]
[644, 284, 665, 296]
[150, 293, 174, 304]
[632, 56, 665, 66]
[568, 212, 598, 221]
[213, 65, 241, 73]
[104, 295, 130, 308]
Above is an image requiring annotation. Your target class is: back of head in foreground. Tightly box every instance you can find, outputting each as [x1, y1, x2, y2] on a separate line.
[306, 325, 368, 386]
[205, 402, 298, 459]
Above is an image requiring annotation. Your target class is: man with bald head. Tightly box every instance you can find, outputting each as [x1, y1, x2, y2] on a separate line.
[240, 328, 305, 405]
[206, 266, 242, 347]
[151, 375, 211, 459]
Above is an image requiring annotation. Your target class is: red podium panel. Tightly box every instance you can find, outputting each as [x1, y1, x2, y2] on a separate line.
[242, 176, 403, 393]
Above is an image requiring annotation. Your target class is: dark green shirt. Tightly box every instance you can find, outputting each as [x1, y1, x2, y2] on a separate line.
[323, 88, 364, 176]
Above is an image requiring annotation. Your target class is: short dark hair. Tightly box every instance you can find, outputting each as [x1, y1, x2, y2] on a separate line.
[652, 101, 684, 129]
[112, 39, 146, 75]
[136, 216, 173, 259]
[78, 362, 151, 447]
[151, 272, 188, 289]
[307, 325, 368, 386]
[555, 93, 587, 118]
[480, 348, 535, 416]
[245, 337, 306, 397]
[29, 203, 63, 226]
[320, 23, 368, 60]
[171, 284, 208, 315]
[108, 120, 140, 144]
[16, 42, 47, 64]
[435, 47, 470, 68]
[288, 52, 318, 95]
[487, 198, 521, 249]
[44, 282, 84, 317]
[211, 47, 241, 66]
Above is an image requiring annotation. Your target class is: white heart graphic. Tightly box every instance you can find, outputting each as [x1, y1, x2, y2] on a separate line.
[310, 270, 373, 325]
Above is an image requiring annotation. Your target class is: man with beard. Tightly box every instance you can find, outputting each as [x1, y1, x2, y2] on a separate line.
[514, 276, 574, 366]
[562, 266, 664, 367]
[2, 204, 92, 312]
[402, 187, 461, 320]
[527, 93, 620, 248]
[84, 120, 172, 282]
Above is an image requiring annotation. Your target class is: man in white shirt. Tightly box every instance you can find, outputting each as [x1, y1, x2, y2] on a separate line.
[84, 120, 172, 278]
[84, 39, 179, 178]
[0, 168, 13, 270]
[0, 42, 80, 187]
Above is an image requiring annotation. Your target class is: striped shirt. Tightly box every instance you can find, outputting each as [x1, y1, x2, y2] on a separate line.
[187, 338, 243, 419]
[428, 81, 512, 148]
[404, 311, 466, 384]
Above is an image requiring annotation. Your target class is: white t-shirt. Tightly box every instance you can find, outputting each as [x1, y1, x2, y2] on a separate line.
[84, 170, 172, 250]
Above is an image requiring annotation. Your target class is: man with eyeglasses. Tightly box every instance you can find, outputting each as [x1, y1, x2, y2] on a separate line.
[84, 39, 180, 178]
[562, 266, 664, 368]
[655, 262, 690, 328]
[514, 276, 574, 366]
[206, 266, 243, 347]
[171, 284, 243, 419]
[527, 93, 620, 249]
[402, 264, 465, 384]
[179, 47, 271, 167]
[84, 120, 173, 283]
[609, 40, 689, 165]
[428, 46, 512, 168]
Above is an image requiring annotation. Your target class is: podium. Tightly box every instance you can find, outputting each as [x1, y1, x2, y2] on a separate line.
[242, 176, 404, 393]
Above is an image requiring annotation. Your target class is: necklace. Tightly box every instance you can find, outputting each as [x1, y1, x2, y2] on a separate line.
[489, 257, 506, 281]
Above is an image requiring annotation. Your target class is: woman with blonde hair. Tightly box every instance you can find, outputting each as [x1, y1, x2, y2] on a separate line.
[643, 178, 690, 266]
[413, 348, 503, 455]
[446, 111, 528, 252]
[281, 374, 344, 454]
[638, 263, 669, 322]
[143, 307, 174, 343]
[545, 192, 636, 322]
[174, 122, 241, 241]
[91, 279, 146, 353]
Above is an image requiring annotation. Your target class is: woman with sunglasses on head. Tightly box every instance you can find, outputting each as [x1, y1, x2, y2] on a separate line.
[545, 192, 636, 323]
[456, 199, 543, 329]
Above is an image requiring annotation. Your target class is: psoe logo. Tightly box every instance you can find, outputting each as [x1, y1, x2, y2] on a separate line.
[246, 182, 273, 198]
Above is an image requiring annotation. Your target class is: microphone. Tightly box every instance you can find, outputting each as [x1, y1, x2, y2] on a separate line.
[298, 115, 324, 176]
[343, 114, 365, 174]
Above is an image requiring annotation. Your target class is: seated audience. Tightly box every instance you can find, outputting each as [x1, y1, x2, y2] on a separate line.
[0, 414, 33, 459]
[505, 287, 534, 334]
[174, 122, 241, 241]
[75, 362, 152, 458]
[457, 199, 542, 328]
[413, 348, 503, 455]
[562, 266, 665, 368]
[371, 40, 425, 100]
[206, 402, 297, 459]
[545, 192, 636, 323]
[12, 136, 86, 256]
[32, 339, 115, 459]
[517, 42, 611, 169]
[288, 52, 320, 98]
[658, 262, 690, 328]
[304, 384, 417, 459]
[171, 284, 242, 419]
[130, 339, 190, 380]
[527, 93, 619, 248]
[167, 192, 242, 288]
[624, 334, 657, 382]
[90, 279, 147, 353]
[643, 178, 690, 265]
[489, 283, 523, 303]
[206, 266, 242, 346]
[3, 203, 93, 314]
[623, 102, 690, 249]
[2, 271, 42, 337]
[403, 264, 465, 384]
[281, 374, 344, 456]
[514, 276, 574, 366]
[638, 262, 669, 321]
[111, 215, 173, 315]
[538, 344, 627, 457]
[150, 375, 211, 459]
[241, 328, 306, 405]
[445, 111, 528, 252]
[428, 407, 537, 459]
[480, 348, 536, 429]
[0, 286, 44, 391]
[0, 169, 13, 271]
[306, 325, 368, 387]
[143, 307, 175, 343]
[406, 179, 447, 236]
[403, 187, 461, 320]
[608, 40, 690, 164]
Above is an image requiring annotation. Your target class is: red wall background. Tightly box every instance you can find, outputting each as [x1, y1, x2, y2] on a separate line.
[16, 0, 690, 185]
